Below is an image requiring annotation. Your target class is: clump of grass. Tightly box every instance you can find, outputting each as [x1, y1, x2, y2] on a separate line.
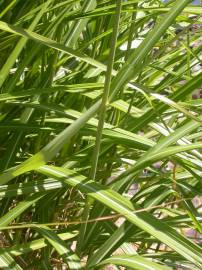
[0, 0, 202, 269]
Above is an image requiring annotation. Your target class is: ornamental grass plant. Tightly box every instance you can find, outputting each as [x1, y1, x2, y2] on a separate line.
[0, 0, 202, 269]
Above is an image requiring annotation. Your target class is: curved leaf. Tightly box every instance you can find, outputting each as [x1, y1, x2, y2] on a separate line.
[98, 255, 171, 270]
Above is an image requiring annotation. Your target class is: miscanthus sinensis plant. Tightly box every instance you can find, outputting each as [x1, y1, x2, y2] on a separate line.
[0, 0, 202, 269]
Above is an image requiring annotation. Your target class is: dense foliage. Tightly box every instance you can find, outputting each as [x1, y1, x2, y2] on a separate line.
[0, 0, 201, 269]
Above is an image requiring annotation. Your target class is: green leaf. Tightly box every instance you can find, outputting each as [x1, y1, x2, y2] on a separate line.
[6, 231, 78, 256]
[0, 193, 44, 227]
[98, 255, 171, 270]
[0, 252, 22, 270]
[35, 226, 83, 269]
